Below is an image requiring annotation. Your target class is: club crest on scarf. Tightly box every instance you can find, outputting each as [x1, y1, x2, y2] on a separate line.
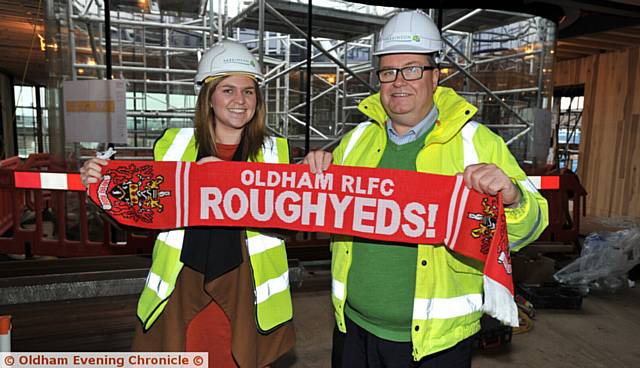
[467, 197, 498, 255]
[467, 196, 512, 275]
[495, 207, 512, 275]
[96, 164, 171, 223]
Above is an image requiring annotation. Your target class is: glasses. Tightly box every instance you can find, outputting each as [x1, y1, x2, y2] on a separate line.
[376, 66, 437, 83]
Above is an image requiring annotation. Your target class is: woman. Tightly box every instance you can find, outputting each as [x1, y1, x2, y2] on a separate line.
[80, 40, 294, 367]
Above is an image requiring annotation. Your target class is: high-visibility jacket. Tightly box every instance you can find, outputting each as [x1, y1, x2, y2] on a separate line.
[331, 87, 548, 360]
[137, 128, 293, 332]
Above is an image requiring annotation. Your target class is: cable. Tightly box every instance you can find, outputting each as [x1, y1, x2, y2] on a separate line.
[512, 309, 534, 334]
[19, 0, 44, 88]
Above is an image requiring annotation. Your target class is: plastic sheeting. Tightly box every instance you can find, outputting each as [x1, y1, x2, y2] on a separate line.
[554, 228, 640, 293]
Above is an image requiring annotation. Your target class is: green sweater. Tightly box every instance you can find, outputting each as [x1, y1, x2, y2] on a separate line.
[345, 130, 430, 342]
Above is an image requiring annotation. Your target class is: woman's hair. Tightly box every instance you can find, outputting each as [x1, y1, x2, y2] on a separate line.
[193, 75, 267, 161]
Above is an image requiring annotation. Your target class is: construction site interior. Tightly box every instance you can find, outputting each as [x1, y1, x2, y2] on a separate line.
[1, 0, 640, 367]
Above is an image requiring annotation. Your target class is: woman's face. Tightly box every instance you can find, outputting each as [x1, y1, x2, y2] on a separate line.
[210, 75, 257, 137]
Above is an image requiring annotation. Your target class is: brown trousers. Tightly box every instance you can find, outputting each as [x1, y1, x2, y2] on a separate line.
[132, 240, 295, 367]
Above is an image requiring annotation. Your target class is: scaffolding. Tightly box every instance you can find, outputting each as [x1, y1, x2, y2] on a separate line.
[35, 0, 556, 163]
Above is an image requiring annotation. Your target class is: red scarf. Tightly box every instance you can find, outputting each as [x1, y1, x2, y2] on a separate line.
[17, 160, 519, 326]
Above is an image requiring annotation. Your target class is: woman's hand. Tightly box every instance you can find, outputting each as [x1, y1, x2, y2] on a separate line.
[79, 158, 108, 188]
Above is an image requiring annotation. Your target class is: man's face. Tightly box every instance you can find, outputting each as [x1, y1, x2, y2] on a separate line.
[379, 54, 439, 129]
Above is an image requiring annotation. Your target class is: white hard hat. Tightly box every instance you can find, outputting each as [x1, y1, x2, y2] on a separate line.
[195, 40, 263, 93]
[374, 10, 443, 61]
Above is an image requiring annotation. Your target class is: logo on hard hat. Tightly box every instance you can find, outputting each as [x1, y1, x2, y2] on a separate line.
[223, 57, 254, 67]
[383, 33, 419, 43]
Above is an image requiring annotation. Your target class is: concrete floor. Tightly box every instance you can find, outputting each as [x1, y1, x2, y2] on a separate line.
[276, 282, 640, 367]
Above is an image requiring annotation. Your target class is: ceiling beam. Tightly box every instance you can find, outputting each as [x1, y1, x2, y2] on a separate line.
[575, 33, 640, 45]
[552, 0, 640, 18]
[555, 51, 593, 60]
[606, 29, 640, 39]
[558, 39, 623, 51]
[559, 14, 640, 38]
[555, 43, 603, 54]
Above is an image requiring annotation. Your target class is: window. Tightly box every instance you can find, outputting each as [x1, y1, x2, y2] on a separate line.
[14, 85, 48, 158]
[552, 85, 584, 172]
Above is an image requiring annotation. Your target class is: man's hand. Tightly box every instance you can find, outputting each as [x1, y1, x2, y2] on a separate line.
[462, 164, 521, 207]
[302, 150, 332, 174]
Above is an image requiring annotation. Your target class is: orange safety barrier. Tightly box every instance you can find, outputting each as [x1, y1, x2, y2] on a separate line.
[0, 154, 156, 257]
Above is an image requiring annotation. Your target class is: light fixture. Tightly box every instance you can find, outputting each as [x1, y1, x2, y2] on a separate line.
[318, 74, 336, 84]
[137, 0, 150, 12]
[38, 34, 46, 51]
[37, 33, 58, 52]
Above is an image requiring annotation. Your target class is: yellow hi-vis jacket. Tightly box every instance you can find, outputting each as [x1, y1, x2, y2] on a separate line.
[331, 87, 548, 360]
[137, 127, 293, 332]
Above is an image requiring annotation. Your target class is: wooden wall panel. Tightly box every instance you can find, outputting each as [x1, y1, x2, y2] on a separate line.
[554, 47, 640, 220]
[553, 57, 590, 86]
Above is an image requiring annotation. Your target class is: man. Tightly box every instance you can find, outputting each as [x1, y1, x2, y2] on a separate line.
[304, 10, 548, 368]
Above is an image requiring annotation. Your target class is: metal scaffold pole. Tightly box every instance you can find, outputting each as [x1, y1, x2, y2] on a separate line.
[259, 0, 265, 71]
[104, 0, 112, 79]
[304, 0, 312, 154]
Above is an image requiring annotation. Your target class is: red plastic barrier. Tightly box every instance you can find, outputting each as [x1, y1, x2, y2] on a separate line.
[537, 169, 587, 246]
[0, 156, 23, 244]
[0, 154, 156, 257]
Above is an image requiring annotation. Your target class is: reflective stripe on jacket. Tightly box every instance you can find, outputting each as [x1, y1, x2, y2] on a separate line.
[137, 128, 293, 332]
[331, 87, 548, 360]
